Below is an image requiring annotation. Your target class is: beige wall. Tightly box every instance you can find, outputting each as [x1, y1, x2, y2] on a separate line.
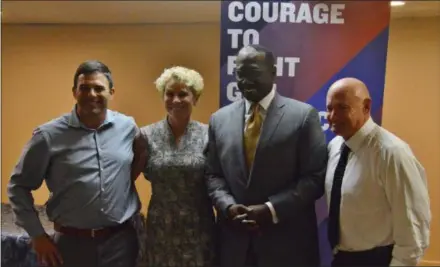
[383, 17, 440, 265]
[1, 23, 221, 212]
[1, 17, 439, 263]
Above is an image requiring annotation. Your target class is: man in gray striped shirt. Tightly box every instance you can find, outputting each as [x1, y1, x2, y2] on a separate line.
[7, 60, 146, 267]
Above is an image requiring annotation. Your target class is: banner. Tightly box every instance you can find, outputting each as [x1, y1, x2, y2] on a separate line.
[219, 1, 390, 265]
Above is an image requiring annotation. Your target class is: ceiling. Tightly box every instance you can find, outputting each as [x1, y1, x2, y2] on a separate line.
[1, 1, 439, 24]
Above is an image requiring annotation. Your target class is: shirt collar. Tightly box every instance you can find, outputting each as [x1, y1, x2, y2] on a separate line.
[68, 105, 115, 128]
[345, 117, 376, 153]
[245, 87, 276, 114]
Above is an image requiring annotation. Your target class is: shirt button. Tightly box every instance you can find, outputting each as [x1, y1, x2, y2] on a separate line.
[101, 208, 104, 211]
[101, 188, 105, 191]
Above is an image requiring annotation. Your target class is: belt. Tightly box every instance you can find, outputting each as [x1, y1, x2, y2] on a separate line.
[54, 220, 130, 239]
[336, 245, 394, 256]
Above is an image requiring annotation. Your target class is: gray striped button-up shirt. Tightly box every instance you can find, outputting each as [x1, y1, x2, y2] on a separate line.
[7, 107, 141, 237]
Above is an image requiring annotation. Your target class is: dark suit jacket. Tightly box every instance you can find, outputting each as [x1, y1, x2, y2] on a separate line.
[205, 93, 328, 267]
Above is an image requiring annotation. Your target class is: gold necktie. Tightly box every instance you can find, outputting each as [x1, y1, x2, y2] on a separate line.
[244, 103, 263, 169]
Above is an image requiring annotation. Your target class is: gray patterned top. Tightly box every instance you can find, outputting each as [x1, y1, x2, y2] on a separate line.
[138, 119, 217, 267]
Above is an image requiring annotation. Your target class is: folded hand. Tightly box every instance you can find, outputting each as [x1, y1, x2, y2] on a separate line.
[227, 204, 259, 231]
[246, 204, 272, 226]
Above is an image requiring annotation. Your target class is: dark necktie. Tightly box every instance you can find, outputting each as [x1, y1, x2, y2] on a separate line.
[328, 143, 351, 249]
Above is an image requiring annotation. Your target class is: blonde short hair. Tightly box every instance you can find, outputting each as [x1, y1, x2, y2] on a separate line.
[154, 66, 204, 97]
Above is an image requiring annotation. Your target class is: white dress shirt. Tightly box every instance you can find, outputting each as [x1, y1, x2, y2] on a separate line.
[243, 88, 279, 224]
[325, 117, 431, 266]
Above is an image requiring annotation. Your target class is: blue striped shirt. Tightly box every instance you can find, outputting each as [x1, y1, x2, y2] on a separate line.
[7, 107, 140, 237]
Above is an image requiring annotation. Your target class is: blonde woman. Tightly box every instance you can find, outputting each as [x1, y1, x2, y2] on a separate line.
[139, 66, 217, 267]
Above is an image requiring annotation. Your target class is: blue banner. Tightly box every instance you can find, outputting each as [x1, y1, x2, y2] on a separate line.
[219, 1, 390, 265]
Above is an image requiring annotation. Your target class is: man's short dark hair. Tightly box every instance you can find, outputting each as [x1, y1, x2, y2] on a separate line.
[248, 44, 276, 67]
[72, 60, 114, 90]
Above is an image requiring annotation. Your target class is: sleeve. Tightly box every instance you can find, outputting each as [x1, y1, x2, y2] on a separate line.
[131, 125, 148, 181]
[7, 128, 50, 238]
[204, 116, 237, 217]
[138, 126, 151, 180]
[267, 107, 328, 222]
[384, 146, 431, 266]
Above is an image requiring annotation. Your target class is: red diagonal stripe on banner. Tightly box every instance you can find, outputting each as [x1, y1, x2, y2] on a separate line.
[259, 1, 390, 102]
[293, 1, 390, 101]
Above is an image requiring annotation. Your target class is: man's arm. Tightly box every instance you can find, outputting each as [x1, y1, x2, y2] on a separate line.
[385, 146, 431, 266]
[267, 108, 328, 222]
[204, 116, 236, 216]
[7, 128, 50, 238]
[131, 127, 147, 181]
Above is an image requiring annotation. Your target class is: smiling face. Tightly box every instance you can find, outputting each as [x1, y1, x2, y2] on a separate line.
[326, 79, 371, 140]
[235, 46, 275, 103]
[73, 72, 114, 117]
[163, 81, 196, 122]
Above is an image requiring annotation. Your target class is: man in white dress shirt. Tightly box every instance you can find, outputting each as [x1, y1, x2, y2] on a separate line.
[325, 77, 430, 266]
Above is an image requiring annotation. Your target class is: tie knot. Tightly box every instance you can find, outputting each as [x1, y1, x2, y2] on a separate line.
[250, 103, 260, 113]
[341, 143, 351, 156]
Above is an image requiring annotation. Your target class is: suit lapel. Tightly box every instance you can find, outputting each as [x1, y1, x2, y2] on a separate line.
[258, 93, 285, 146]
[230, 100, 249, 183]
[247, 93, 285, 185]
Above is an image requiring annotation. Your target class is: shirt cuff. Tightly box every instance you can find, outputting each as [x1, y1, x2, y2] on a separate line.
[265, 201, 279, 224]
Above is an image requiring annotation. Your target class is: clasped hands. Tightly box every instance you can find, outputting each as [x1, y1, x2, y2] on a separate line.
[227, 204, 272, 231]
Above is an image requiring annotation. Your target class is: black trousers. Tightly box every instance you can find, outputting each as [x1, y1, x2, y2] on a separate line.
[332, 245, 393, 267]
[245, 239, 257, 267]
